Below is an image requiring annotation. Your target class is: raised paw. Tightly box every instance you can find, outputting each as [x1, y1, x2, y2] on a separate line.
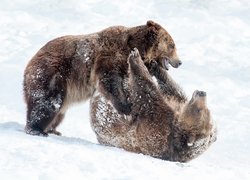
[128, 48, 142, 63]
[131, 48, 140, 58]
[128, 48, 144, 68]
[148, 60, 160, 74]
[150, 60, 159, 70]
[150, 60, 158, 68]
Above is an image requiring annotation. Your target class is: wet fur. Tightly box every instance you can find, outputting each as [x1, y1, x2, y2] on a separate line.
[90, 49, 217, 162]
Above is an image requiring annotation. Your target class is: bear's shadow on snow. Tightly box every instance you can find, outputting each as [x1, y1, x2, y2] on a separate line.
[0, 121, 24, 132]
[50, 134, 96, 146]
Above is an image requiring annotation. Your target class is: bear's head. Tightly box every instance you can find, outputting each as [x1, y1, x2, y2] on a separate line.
[179, 90, 213, 146]
[127, 20, 182, 70]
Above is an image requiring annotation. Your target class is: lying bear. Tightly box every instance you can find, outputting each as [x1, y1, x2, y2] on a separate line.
[90, 48, 217, 162]
[23, 20, 182, 136]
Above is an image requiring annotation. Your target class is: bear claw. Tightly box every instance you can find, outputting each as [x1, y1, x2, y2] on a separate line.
[129, 48, 142, 65]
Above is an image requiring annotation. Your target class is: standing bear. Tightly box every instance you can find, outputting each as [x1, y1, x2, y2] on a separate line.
[90, 48, 217, 162]
[23, 20, 182, 136]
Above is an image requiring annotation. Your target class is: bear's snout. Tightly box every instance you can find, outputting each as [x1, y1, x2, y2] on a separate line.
[192, 90, 207, 99]
[197, 91, 206, 97]
[169, 59, 182, 68]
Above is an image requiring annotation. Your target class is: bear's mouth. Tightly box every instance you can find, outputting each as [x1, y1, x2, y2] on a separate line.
[162, 58, 170, 70]
[162, 57, 182, 70]
[161, 57, 182, 70]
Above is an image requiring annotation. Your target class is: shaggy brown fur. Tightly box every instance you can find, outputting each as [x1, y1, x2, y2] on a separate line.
[90, 48, 217, 162]
[23, 20, 181, 136]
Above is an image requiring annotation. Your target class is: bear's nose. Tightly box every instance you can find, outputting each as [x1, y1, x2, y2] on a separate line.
[169, 59, 182, 68]
[198, 91, 206, 97]
[178, 61, 182, 66]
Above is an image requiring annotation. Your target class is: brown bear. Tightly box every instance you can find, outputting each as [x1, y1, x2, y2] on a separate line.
[23, 20, 182, 136]
[90, 48, 217, 162]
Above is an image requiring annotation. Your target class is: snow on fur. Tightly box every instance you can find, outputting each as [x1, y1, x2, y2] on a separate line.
[0, 0, 250, 179]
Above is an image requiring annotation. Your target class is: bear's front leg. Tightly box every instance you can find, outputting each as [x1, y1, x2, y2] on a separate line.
[127, 48, 170, 119]
[147, 60, 187, 102]
[128, 48, 160, 95]
[98, 71, 132, 115]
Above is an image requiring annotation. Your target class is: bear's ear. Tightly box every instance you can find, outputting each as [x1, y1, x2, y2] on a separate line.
[147, 20, 156, 26]
[146, 20, 161, 30]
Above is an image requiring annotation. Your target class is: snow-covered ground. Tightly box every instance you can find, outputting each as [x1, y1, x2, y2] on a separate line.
[0, 0, 250, 179]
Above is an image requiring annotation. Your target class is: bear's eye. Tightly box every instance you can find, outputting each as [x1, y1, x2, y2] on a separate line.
[169, 44, 175, 49]
[191, 107, 202, 116]
[195, 108, 202, 114]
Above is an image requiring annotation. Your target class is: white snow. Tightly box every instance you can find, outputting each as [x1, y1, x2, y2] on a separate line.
[0, 0, 250, 179]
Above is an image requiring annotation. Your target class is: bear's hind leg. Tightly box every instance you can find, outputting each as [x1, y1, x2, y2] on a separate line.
[25, 103, 54, 137]
[46, 113, 65, 136]
[24, 71, 66, 136]
[25, 96, 64, 136]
